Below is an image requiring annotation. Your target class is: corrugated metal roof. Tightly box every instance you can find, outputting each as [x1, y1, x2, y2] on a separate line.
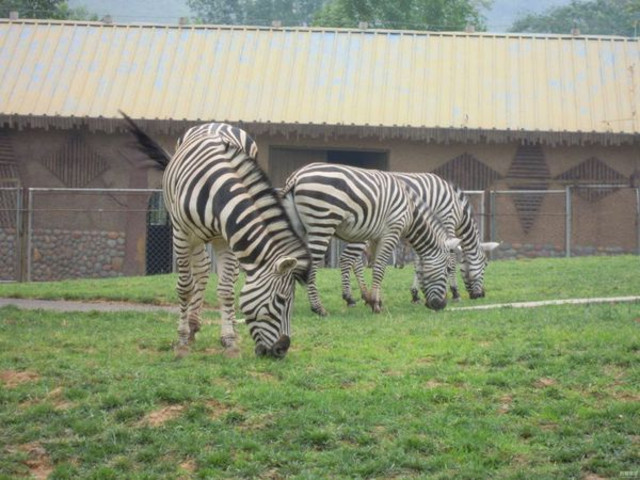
[1, 19, 638, 144]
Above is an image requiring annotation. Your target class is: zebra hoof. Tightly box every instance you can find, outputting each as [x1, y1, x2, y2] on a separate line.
[311, 306, 328, 317]
[344, 297, 357, 307]
[220, 336, 238, 350]
[223, 346, 241, 358]
[175, 344, 190, 358]
[188, 316, 201, 343]
[411, 290, 420, 304]
[372, 303, 382, 314]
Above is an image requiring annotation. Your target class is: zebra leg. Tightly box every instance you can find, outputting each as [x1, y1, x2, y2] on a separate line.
[339, 250, 358, 307]
[367, 235, 400, 313]
[410, 258, 421, 303]
[307, 235, 332, 316]
[448, 251, 461, 302]
[212, 240, 241, 357]
[186, 244, 212, 343]
[339, 242, 368, 307]
[173, 234, 200, 357]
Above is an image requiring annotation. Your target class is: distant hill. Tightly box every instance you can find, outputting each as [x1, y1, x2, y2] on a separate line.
[68, 0, 570, 32]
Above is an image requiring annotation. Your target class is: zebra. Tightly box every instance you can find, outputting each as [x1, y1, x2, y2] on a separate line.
[121, 112, 310, 358]
[280, 163, 461, 316]
[338, 173, 499, 306]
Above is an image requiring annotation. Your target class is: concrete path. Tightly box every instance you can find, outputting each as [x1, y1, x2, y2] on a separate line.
[0, 297, 180, 313]
[0, 295, 638, 314]
[449, 296, 640, 311]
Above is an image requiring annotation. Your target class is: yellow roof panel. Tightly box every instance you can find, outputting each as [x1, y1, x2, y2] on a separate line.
[1, 19, 638, 137]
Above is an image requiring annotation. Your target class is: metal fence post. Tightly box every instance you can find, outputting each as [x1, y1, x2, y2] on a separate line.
[636, 187, 640, 255]
[489, 190, 496, 245]
[565, 186, 572, 258]
[26, 188, 33, 281]
[15, 187, 22, 282]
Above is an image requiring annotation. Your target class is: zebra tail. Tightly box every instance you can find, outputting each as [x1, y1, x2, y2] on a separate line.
[119, 110, 171, 170]
[279, 184, 307, 240]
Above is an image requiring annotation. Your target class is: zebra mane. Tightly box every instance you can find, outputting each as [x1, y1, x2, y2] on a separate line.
[120, 111, 172, 170]
[404, 185, 449, 240]
[204, 128, 311, 283]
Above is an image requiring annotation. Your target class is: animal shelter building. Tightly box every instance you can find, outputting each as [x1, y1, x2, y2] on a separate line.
[0, 18, 638, 281]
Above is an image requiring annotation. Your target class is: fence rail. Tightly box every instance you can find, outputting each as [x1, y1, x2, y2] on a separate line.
[0, 186, 638, 282]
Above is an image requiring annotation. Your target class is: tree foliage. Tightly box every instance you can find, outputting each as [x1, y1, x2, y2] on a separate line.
[187, 0, 328, 26]
[509, 0, 640, 37]
[312, 0, 490, 31]
[1, 0, 97, 20]
[186, 0, 490, 31]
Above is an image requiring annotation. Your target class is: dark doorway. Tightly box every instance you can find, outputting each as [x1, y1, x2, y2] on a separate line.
[327, 150, 388, 170]
[269, 147, 389, 188]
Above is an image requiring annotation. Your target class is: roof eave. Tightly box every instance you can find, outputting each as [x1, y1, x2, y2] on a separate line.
[1, 115, 637, 147]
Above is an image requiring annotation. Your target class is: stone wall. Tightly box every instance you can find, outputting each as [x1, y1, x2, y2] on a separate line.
[491, 242, 631, 260]
[30, 229, 126, 281]
[0, 227, 17, 281]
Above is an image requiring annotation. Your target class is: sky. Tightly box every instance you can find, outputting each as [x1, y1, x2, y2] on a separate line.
[67, 0, 572, 32]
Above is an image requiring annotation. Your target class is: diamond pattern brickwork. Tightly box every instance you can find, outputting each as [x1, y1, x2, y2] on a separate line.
[432, 152, 502, 191]
[40, 134, 108, 188]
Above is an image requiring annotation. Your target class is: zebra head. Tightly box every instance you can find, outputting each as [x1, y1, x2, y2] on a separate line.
[415, 237, 462, 310]
[459, 241, 500, 299]
[239, 256, 301, 359]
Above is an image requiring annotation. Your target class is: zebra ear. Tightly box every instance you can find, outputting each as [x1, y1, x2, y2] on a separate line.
[275, 257, 298, 275]
[481, 241, 501, 252]
[445, 238, 462, 251]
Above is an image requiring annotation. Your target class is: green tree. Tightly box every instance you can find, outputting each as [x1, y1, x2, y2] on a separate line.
[509, 0, 640, 37]
[1, 0, 97, 20]
[187, 0, 328, 26]
[311, 0, 491, 31]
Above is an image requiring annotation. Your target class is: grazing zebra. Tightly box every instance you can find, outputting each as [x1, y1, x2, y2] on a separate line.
[121, 112, 310, 358]
[339, 173, 499, 306]
[281, 163, 461, 315]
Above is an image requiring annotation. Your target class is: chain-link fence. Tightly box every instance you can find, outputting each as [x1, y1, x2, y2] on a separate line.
[490, 186, 640, 259]
[0, 184, 21, 282]
[0, 188, 170, 282]
[0, 186, 637, 282]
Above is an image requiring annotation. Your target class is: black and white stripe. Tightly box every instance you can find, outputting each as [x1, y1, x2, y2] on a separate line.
[122, 113, 310, 358]
[340, 173, 498, 305]
[281, 163, 460, 315]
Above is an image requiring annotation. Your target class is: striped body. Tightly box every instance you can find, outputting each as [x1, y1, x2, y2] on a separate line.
[340, 173, 495, 305]
[281, 163, 460, 315]
[124, 115, 310, 358]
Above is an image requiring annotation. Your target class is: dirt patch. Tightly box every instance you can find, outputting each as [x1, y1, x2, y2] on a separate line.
[141, 405, 185, 427]
[0, 370, 39, 388]
[19, 386, 74, 411]
[206, 399, 235, 420]
[18, 442, 53, 480]
[247, 370, 279, 382]
[47, 387, 75, 410]
[582, 473, 608, 480]
[534, 377, 557, 388]
[425, 379, 446, 389]
[498, 394, 513, 414]
[178, 458, 197, 479]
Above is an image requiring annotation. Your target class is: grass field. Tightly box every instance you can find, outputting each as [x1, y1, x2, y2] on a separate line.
[0, 256, 639, 479]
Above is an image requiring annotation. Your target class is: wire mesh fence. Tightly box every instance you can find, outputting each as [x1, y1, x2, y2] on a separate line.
[0, 186, 638, 282]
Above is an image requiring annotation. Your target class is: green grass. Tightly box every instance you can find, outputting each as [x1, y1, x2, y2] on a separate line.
[0, 257, 639, 479]
[1, 255, 639, 307]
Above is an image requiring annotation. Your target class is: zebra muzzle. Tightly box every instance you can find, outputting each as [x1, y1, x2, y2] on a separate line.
[469, 289, 485, 299]
[254, 335, 291, 359]
[271, 335, 291, 359]
[426, 297, 447, 311]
